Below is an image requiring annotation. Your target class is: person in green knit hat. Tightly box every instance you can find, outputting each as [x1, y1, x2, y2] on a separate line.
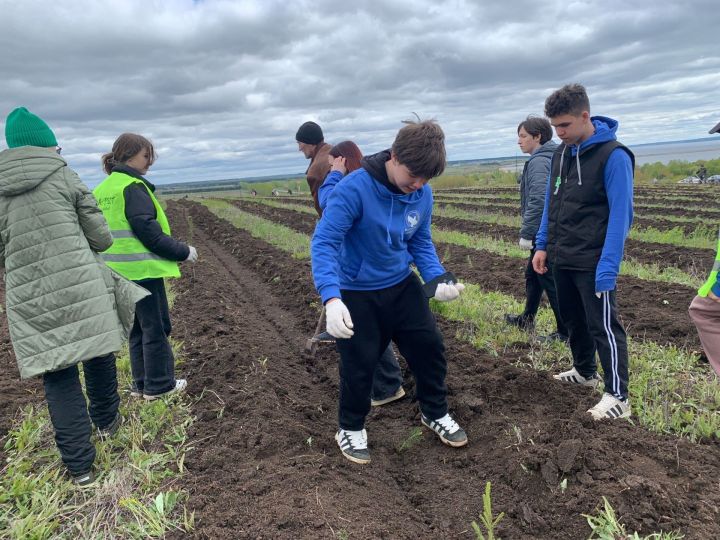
[0, 107, 148, 487]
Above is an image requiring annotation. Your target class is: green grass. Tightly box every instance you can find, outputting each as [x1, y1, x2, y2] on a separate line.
[0, 337, 195, 539]
[199, 201, 720, 442]
[199, 198, 310, 258]
[585, 497, 684, 539]
[432, 228, 704, 289]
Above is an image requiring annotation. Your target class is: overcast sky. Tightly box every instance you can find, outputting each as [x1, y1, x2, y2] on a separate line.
[1, 0, 719, 185]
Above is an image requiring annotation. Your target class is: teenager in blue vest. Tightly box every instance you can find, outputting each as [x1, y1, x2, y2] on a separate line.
[533, 84, 635, 420]
[311, 119, 467, 464]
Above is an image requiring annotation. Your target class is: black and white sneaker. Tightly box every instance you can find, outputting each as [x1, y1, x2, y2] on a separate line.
[335, 428, 371, 464]
[421, 413, 468, 447]
[588, 393, 631, 420]
[97, 413, 123, 439]
[553, 367, 601, 388]
[71, 470, 96, 488]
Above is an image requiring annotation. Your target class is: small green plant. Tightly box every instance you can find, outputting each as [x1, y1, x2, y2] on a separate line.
[396, 427, 423, 453]
[471, 481, 505, 540]
[585, 497, 684, 540]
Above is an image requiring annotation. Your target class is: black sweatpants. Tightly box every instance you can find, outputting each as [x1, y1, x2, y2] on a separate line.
[43, 354, 119, 475]
[553, 268, 629, 399]
[522, 250, 568, 337]
[129, 278, 176, 396]
[336, 274, 448, 430]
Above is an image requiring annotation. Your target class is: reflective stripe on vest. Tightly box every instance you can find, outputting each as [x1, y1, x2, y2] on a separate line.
[93, 172, 181, 281]
[698, 227, 720, 297]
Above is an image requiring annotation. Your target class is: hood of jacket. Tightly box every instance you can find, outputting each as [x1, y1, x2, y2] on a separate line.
[0, 147, 66, 197]
[530, 140, 558, 161]
[569, 116, 618, 156]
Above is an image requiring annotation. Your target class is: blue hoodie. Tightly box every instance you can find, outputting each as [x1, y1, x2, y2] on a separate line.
[535, 116, 634, 293]
[311, 167, 445, 304]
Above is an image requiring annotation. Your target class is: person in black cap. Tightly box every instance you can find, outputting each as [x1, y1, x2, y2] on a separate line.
[296, 121, 332, 215]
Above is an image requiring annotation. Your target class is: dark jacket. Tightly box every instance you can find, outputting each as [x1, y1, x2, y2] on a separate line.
[535, 116, 634, 292]
[117, 166, 190, 262]
[519, 140, 557, 240]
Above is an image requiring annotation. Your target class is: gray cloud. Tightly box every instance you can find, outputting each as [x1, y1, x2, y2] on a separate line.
[1, 0, 718, 186]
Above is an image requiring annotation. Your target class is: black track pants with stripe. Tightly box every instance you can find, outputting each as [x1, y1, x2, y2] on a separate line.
[552, 268, 629, 400]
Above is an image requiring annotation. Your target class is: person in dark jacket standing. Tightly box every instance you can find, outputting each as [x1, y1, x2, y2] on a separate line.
[296, 121, 332, 215]
[504, 116, 567, 342]
[0, 108, 148, 486]
[312, 119, 468, 464]
[94, 133, 197, 401]
[533, 84, 634, 420]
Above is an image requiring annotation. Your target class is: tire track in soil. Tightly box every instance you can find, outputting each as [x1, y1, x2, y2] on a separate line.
[169, 200, 720, 539]
[225, 199, 701, 348]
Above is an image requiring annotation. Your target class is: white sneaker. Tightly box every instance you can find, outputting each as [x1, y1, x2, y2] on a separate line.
[588, 393, 631, 420]
[421, 413, 468, 447]
[553, 367, 601, 388]
[335, 428, 370, 464]
[143, 379, 187, 401]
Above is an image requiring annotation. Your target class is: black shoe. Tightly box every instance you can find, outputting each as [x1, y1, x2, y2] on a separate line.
[71, 470, 96, 488]
[97, 413, 123, 439]
[504, 313, 534, 331]
[535, 332, 569, 343]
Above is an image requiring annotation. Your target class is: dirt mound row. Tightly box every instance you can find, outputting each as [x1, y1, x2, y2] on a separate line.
[226, 199, 701, 348]
[168, 200, 720, 539]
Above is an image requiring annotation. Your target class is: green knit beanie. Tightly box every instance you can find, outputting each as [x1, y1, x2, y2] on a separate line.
[5, 107, 58, 148]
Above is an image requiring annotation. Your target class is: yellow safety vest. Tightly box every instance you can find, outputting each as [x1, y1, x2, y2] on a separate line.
[93, 172, 181, 280]
[698, 227, 720, 297]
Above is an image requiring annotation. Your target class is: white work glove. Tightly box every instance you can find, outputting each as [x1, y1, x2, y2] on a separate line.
[185, 246, 198, 263]
[434, 282, 465, 302]
[519, 238, 533, 250]
[325, 299, 354, 339]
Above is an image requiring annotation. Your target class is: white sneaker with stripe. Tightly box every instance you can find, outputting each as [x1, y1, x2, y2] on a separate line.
[588, 393, 630, 420]
[553, 367, 601, 388]
[335, 428, 370, 464]
[421, 413, 468, 447]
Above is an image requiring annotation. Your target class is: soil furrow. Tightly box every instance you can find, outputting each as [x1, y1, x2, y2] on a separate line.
[168, 199, 720, 539]
[225, 199, 701, 347]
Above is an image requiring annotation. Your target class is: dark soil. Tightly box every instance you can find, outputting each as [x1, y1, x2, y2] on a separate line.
[226, 199, 702, 348]
[162, 200, 720, 539]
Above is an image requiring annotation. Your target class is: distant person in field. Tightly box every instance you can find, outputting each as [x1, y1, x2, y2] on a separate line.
[95, 133, 198, 401]
[688, 124, 720, 377]
[312, 119, 468, 464]
[295, 121, 332, 215]
[697, 164, 708, 182]
[0, 108, 148, 487]
[533, 83, 635, 420]
[318, 140, 405, 408]
[504, 116, 568, 343]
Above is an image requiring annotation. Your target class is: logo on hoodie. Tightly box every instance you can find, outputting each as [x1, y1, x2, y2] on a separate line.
[405, 210, 420, 232]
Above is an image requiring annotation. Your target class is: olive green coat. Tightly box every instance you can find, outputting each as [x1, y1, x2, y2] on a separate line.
[0, 147, 148, 379]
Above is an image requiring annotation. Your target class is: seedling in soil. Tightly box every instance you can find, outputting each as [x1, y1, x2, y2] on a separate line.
[584, 497, 684, 539]
[471, 481, 505, 540]
[396, 427, 423, 453]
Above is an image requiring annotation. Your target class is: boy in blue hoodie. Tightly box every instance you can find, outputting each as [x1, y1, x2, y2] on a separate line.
[311, 119, 468, 464]
[532, 84, 634, 421]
